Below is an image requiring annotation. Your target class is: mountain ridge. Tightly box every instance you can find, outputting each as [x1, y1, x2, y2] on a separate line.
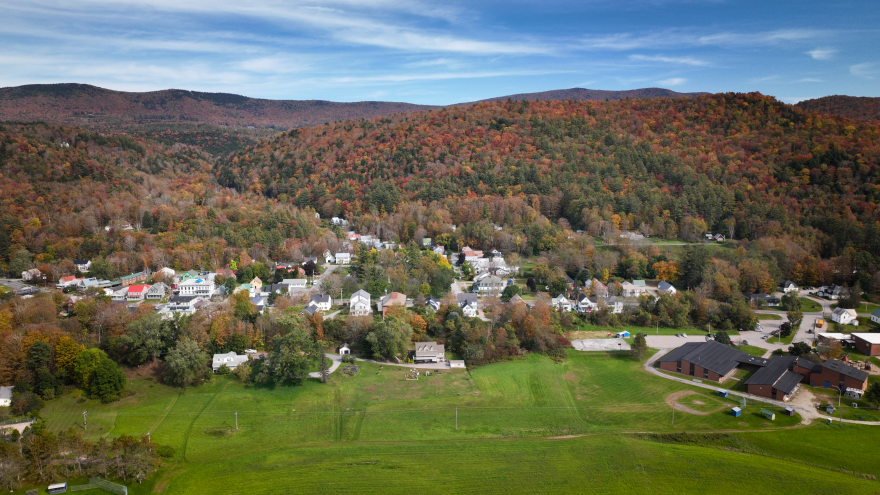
[473, 87, 708, 103]
[795, 95, 880, 121]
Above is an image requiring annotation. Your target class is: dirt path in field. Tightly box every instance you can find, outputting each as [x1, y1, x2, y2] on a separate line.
[665, 390, 723, 416]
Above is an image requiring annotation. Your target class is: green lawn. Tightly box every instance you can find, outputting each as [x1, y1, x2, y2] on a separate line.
[568, 323, 738, 337]
[832, 301, 880, 315]
[799, 297, 823, 312]
[757, 313, 782, 320]
[736, 345, 768, 357]
[30, 349, 879, 494]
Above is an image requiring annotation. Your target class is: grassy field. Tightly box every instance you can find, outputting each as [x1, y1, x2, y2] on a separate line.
[30, 349, 879, 494]
[737, 345, 769, 357]
[569, 323, 738, 337]
[757, 313, 782, 320]
[799, 297, 823, 312]
[832, 301, 880, 315]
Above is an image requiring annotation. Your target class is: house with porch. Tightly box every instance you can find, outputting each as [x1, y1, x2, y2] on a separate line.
[126, 284, 150, 302]
[621, 281, 646, 298]
[831, 307, 858, 325]
[144, 283, 169, 300]
[551, 294, 573, 312]
[413, 342, 445, 363]
[73, 260, 92, 272]
[378, 292, 407, 316]
[179, 277, 215, 298]
[212, 352, 249, 372]
[350, 290, 372, 316]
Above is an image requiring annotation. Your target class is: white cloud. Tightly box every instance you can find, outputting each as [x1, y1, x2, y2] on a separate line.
[850, 62, 877, 77]
[579, 28, 829, 51]
[806, 48, 835, 60]
[658, 77, 686, 86]
[629, 54, 708, 66]
[797, 78, 822, 83]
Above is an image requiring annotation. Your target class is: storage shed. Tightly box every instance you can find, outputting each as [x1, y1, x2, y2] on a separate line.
[760, 409, 775, 420]
[717, 389, 729, 397]
[785, 407, 795, 417]
[731, 407, 742, 417]
[615, 331, 631, 338]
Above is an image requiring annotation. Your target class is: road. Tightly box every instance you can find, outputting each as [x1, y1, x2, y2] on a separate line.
[308, 353, 343, 379]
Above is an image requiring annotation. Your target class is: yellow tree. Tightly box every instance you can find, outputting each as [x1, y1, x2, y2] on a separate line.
[410, 314, 427, 341]
[55, 336, 84, 375]
[652, 261, 680, 282]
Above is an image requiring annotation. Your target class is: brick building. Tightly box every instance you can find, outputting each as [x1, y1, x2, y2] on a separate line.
[807, 359, 869, 391]
[656, 341, 770, 382]
[744, 356, 803, 401]
[852, 333, 880, 356]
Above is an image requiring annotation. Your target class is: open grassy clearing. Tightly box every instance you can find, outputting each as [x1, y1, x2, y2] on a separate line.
[799, 298, 824, 312]
[570, 323, 738, 337]
[832, 301, 880, 315]
[758, 313, 783, 320]
[737, 345, 769, 357]
[35, 350, 877, 494]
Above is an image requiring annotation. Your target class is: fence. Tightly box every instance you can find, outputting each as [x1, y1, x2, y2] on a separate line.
[71, 478, 128, 495]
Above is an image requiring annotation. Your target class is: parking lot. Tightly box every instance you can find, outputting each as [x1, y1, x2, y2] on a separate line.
[571, 338, 631, 351]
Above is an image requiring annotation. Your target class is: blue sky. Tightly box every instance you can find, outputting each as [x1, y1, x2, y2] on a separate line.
[1, 0, 878, 104]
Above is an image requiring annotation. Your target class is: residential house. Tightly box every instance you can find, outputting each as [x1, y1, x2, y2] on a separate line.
[282, 279, 308, 289]
[621, 281, 647, 298]
[745, 293, 781, 306]
[551, 294, 573, 312]
[713, 234, 725, 242]
[831, 307, 858, 325]
[111, 287, 128, 302]
[214, 267, 234, 278]
[160, 295, 200, 317]
[331, 217, 348, 227]
[350, 290, 372, 316]
[144, 283, 169, 300]
[432, 246, 445, 256]
[871, 309, 880, 325]
[178, 277, 215, 298]
[126, 284, 150, 302]
[378, 292, 407, 316]
[782, 280, 798, 294]
[212, 352, 250, 373]
[457, 293, 479, 317]
[302, 257, 318, 266]
[56, 275, 82, 289]
[260, 283, 288, 297]
[77, 277, 113, 290]
[414, 342, 445, 363]
[335, 253, 352, 264]
[250, 276, 263, 293]
[157, 267, 177, 279]
[325, 253, 336, 264]
[817, 285, 843, 300]
[424, 296, 442, 312]
[73, 260, 92, 272]
[0, 386, 12, 407]
[852, 333, 880, 356]
[601, 296, 624, 314]
[461, 246, 484, 262]
[576, 294, 598, 314]
[307, 294, 332, 312]
[508, 294, 526, 306]
[251, 297, 267, 313]
[119, 271, 148, 286]
[619, 231, 645, 241]
[473, 275, 504, 295]
[658, 281, 677, 295]
[585, 279, 608, 298]
[301, 304, 320, 317]
[235, 283, 254, 298]
[21, 268, 43, 282]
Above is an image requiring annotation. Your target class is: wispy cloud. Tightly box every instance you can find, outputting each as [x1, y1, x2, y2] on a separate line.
[658, 77, 686, 86]
[579, 28, 830, 51]
[806, 48, 835, 60]
[797, 78, 823, 83]
[629, 54, 708, 66]
[850, 63, 877, 78]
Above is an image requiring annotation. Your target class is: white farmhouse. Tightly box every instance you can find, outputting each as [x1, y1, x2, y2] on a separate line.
[350, 289, 372, 316]
[551, 294, 573, 312]
[831, 307, 858, 326]
[212, 352, 250, 373]
[178, 277, 215, 298]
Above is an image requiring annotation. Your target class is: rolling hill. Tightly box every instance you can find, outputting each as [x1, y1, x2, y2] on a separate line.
[796, 95, 880, 121]
[0, 83, 436, 130]
[475, 87, 708, 103]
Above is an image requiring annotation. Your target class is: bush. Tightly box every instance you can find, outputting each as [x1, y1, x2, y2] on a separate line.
[156, 445, 177, 458]
[100, 394, 120, 404]
[216, 364, 231, 375]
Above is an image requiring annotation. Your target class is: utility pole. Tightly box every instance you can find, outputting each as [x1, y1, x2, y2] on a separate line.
[235, 411, 239, 430]
[82, 411, 87, 431]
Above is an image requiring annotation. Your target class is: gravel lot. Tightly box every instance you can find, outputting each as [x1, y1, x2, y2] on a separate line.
[571, 338, 631, 351]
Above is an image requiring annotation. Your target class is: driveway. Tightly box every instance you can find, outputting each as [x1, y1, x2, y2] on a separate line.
[308, 353, 343, 379]
[0, 420, 34, 434]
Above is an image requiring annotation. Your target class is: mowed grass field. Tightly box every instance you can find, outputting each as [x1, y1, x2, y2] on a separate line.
[33, 350, 878, 494]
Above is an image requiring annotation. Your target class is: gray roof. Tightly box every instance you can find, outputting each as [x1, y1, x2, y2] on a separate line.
[783, 280, 797, 288]
[657, 342, 703, 364]
[659, 340, 765, 376]
[658, 281, 674, 291]
[823, 359, 869, 382]
[170, 295, 199, 304]
[744, 356, 798, 387]
[774, 371, 805, 394]
[457, 293, 478, 304]
[309, 294, 331, 304]
[301, 305, 319, 316]
[794, 357, 822, 373]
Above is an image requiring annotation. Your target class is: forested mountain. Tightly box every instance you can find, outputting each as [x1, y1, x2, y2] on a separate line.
[217, 92, 880, 262]
[475, 87, 707, 103]
[0, 83, 435, 130]
[0, 122, 328, 279]
[796, 95, 880, 122]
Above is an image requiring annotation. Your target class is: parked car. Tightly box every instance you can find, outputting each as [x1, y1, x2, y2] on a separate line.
[681, 333, 688, 338]
[15, 287, 39, 295]
[742, 340, 749, 345]
[762, 335, 769, 340]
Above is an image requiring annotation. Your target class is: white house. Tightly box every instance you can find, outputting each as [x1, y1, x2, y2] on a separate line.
[425, 296, 442, 312]
[21, 268, 42, 282]
[782, 280, 798, 294]
[325, 253, 336, 264]
[283, 279, 308, 289]
[602, 296, 624, 314]
[307, 294, 332, 312]
[178, 277, 215, 298]
[212, 352, 250, 372]
[818, 285, 843, 300]
[551, 294, 573, 312]
[251, 297, 267, 313]
[56, 275, 82, 289]
[473, 275, 504, 295]
[331, 217, 349, 227]
[160, 295, 200, 317]
[73, 260, 92, 272]
[350, 290, 372, 316]
[576, 294, 598, 313]
[871, 309, 880, 325]
[144, 283, 169, 300]
[414, 342, 445, 363]
[0, 386, 12, 407]
[658, 281, 677, 295]
[585, 279, 609, 298]
[460, 300, 479, 317]
[831, 307, 858, 325]
[111, 287, 128, 302]
[335, 253, 352, 264]
[621, 281, 646, 298]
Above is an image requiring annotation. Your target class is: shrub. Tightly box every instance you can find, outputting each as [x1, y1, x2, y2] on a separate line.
[216, 364, 231, 375]
[156, 445, 177, 458]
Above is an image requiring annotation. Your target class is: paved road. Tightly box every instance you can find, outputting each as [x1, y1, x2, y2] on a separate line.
[308, 353, 343, 379]
[643, 348, 880, 425]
